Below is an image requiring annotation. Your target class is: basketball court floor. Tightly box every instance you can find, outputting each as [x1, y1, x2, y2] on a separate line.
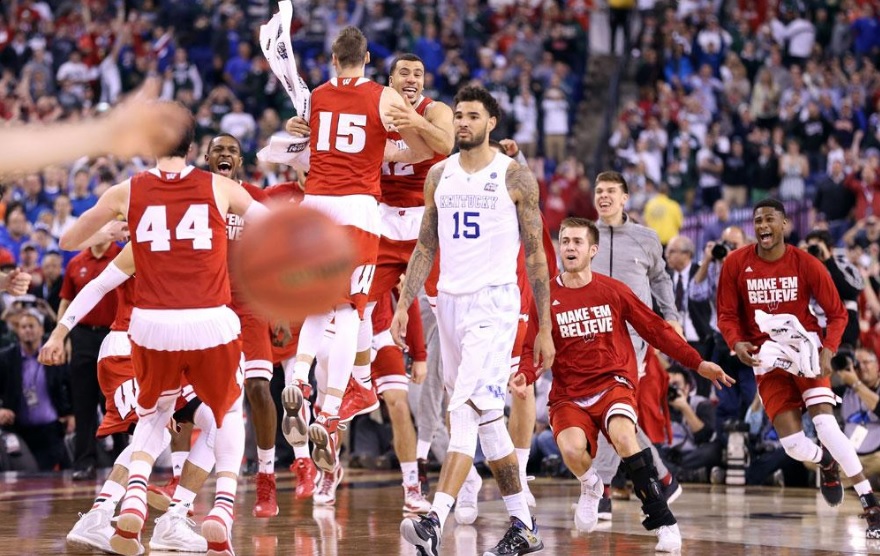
[1, 468, 875, 555]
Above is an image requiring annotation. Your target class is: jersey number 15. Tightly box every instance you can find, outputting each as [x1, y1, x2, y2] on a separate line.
[452, 211, 480, 239]
[316, 112, 367, 154]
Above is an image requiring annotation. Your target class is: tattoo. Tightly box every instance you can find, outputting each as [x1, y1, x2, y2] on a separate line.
[489, 457, 523, 496]
[398, 162, 445, 312]
[508, 162, 552, 329]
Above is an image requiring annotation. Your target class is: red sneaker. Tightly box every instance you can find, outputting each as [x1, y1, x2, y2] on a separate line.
[291, 457, 318, 500]
[339, 376, 379, 423]
[309, 412, 342, 473]
[252, 473, 279, 518]
[147, 476, 179, 513]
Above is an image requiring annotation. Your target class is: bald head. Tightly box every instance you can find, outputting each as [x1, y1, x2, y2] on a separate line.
[721, 226, 747, 249]
[666, 235, 694, 271]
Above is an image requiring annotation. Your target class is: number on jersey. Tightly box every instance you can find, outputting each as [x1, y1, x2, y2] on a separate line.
[452, 211, 480, 239]
[114, 378, 139, 421]
[136, 205, 213, 252]
[316, 112, 367, 154]
[382, 161, 415, 176]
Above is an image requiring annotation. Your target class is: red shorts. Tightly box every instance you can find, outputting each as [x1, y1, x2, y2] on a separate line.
[238, 311, 273, 381]
[549, 384, 639, 458]
[130, 338, 243, 428]
[370, 237, 440, 303]
[372, 342, 408, 394]
[757, 369, 836, 422]
[347, 225, 380, 318]
[271, 321, 302, 365]
[510, 317, 529, 370]
[97, 356, 140, 437]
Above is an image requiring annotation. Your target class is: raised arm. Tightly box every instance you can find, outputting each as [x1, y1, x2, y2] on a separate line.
[381, 87, 434, 163]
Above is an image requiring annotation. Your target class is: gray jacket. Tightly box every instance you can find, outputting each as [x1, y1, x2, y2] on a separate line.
[593, 214, 679, 328]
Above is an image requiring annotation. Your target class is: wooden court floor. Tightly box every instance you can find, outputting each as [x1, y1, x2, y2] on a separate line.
[1, 468, 877, 555]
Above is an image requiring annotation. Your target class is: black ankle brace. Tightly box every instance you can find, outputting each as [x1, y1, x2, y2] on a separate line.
[622, 448, 677, 530]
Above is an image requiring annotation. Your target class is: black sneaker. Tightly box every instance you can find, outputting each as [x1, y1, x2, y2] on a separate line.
[862, 505, 880, 539]
[483, 517, 544, 555]
[819, 460, 844, 507]
[400, 512, 441, 556]
[597, 496, 612, 521]
[417, 458, 430, 496]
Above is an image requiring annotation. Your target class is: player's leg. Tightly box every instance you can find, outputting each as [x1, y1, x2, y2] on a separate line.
[637, 348, 680, 501]
[282, 357, 318, 500]
[554, 419, 602, 533]
[147, 422, 193, 512]
[385, 386, 431, 513]
[282, 312, 328, 445]
[508, 318, 537, 508]
[416, 288, 447, 493]
[339, 305, 381, 421]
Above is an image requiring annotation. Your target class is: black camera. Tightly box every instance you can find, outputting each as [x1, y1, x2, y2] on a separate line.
[831, 347, 859, 372]
[806, 244, 822, 258]
[667, 383, 682, 403]
[712, 241, 734, 261]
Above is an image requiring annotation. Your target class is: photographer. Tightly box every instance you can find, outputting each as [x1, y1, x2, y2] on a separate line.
[690, 225, 757, 430]
[803, 230, 863, 347]
[837, 348, 880, 488]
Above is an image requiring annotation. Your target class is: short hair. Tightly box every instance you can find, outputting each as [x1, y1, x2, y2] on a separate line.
[805, 229, 833, 248]
[210, 133, 242, 151]
[595, 170, 629, 194]
[753, 198, 786, 218]
[669, 235, 695, 256]
[559, 217, 599, 246]
[453, 85, 502, 121]
[166, 110, 196, 158]
[332, 26, 368, 68]
[390, 53, 424, 75]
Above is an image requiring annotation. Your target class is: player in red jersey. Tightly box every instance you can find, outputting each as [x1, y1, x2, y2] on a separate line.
[281, 26, 433, 475]
[512, 217, 732, 552]
[59, 119, 266, 556]
[205, 133, 282, 518]
[717, 198, 880, 538]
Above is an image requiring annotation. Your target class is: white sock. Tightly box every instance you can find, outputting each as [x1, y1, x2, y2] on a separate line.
[401, 461, 419, 486]
[293, 442, 310, 460]
[856, 480, 873, 496]
[91, 480, 126, 513]
[352, 362, 372, 387]
[502, 491, 532, 527]
[257, 447, 275, 475]
[431, 491, 455, 531]
[417, 440, 432, 460]
[171, 451, 187, 478]
[292, 361, 311, 385]
[322, 394, 342, 416]
[169, 485, 198, 514]
[209, 476, 238, 532]
[515, 448, 530, 478]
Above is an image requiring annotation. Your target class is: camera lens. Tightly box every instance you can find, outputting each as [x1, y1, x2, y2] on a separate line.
[712, 243, 729, 261]
[807, 244, 821, 257]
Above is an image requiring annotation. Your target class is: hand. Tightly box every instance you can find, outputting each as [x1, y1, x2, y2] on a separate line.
[285, 116, 310, 137]
[816, 242, 831, 261]
[703, 241, 716, 262]
[508, 372, 529, 400]
[668, 391, 688, 410]
[0, 408, 14, 426]
[533, 328, 555, 371]
[499, 138, 520, 157]
[271, 321, 292, 347]
[39, 331, 68, 365]
[820, 348, 834, 377]
[733, 341, 761, 367]
[410, 360, 427, 384]
[384, 101, 422, 131]
[667, 320, 685, 338]
[91, 220, 129, 245]
[1, 268, 31, 296]
[697, 361, 737, 389]
[838, 366, 860, 387]
[59, 415, 75, 434]
[390, 308, 409, 349]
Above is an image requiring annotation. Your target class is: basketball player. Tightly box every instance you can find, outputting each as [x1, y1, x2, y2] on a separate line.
[281, 27, 433, 475]
[392, 85, 554, 556]
[205, 132, 281, 518]
[591, 170, 683, 518]
[41, 249, 214, 553]
[59, 118, 267, 556]
[511, 217, 734, 552]
[717, 199, 880, 538]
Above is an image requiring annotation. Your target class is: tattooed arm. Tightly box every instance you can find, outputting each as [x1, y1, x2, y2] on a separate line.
[390, 161, 444, 348]
[508, 161, 556, 369]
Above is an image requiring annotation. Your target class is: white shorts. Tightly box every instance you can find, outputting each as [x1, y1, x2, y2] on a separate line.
[437, 284, 519, 412]
[301, 194, 380, 235]
[379, 203, 424, 241]
[98, 331, 132, 361]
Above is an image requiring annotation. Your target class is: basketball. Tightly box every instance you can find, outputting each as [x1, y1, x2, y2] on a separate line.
[232, 205, 355, 321]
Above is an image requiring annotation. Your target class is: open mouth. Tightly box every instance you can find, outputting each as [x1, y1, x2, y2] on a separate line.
[217, 161, 233, 174]
[758, 231, 773, 243]
[597, 200, 612, 210]
[402, 87, 418, 96]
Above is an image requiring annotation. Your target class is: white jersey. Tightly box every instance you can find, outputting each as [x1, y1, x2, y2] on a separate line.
[435, 152, 519, 295]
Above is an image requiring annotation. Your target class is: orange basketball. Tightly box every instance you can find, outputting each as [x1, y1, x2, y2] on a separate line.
[232, 205, 355, 321]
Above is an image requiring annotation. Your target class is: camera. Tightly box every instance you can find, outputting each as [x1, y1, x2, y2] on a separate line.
[667, 383, 682, 403]
[712, 241, 734, 261]
[806, 244, 822, 258]
[831, 347, 859, 372]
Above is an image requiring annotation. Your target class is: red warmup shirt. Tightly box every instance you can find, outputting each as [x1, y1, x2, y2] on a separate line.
[548, 273, 703, 405]
[717, 244, 848, 353]
[60, 243, 122, 327]
[227, 181, 269, 314]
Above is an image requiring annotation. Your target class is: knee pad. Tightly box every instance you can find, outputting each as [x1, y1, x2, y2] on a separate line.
[358, 303, 375, 352]
[114, 442, 136, 470]
[448, 404, 480, 456]
[130, 406, 176, 459]
[779, 431, 820, 463]
[187, 427, 217, 473]
[478, 417, 515, 462]
[813, 413, 864, 478]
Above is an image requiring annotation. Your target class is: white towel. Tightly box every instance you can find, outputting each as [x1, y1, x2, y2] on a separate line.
[754, 310, 821, 378]
[256, 131, 310, 172]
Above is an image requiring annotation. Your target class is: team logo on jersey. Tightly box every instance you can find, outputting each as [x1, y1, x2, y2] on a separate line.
[276, 40, 288, 60]
[484, 182, 498, 192]
[343, 78, 352, 85]
[490, 172, 497, 179]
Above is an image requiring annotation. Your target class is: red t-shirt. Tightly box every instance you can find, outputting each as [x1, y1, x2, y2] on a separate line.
[547, 273, 703, 405]
[227, 182, 269, 313]
[717, 244, 848, 352]
[60, 243, 122, 327]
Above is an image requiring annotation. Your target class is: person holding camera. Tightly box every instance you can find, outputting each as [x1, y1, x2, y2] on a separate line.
[838, 348, 880, 488]
[689, 225, 757, 429]
[804, 229, 863, 348]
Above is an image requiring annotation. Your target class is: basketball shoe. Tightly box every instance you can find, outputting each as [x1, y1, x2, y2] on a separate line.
[281, 380, 312, 447]
[149, 511, 208, 552]
[310, 412, 342, 473]
[819, 459, 844, 507]
[339, 376, 380, 423]
[454, 470, 482, 525]
[654, 523, 682, 552]
[860, 494, 880, 539]
[597, 495, 612, 521]
[403, 483, 432, 514]
[147, 476, 180, 513]
[292, 457, 318, 500]
[253, 472, 278, 517]
[484, 516, 544, 555]
[109, 512, 146, 556]
[400, 511, 441, 556]
[67, 509, 114, 552]
[202, 515, 235, 556]
[574, 471, 603, 533]
[314, 466, 344, 506]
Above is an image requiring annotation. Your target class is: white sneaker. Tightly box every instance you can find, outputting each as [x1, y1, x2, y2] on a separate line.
[454, 471, 482, 525]
[402, 483, 432, 514]
[654, 523, 682, 552]
[314, 466, 344, 506]
[67, 509, 114, 552]
[574, 471, 603, 533]
[521, 475, 537, 508]
[149, 511, 209, 552]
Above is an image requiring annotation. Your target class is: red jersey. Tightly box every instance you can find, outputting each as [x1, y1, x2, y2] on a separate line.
[380, 96, 447, 208]
[307, 78, 387, 198]
[371, 291, 427, 361]
[264, 181, 304, 204]
[110, 277, 136, 332]
[548, 273, 703, 405]
[717, 244, 848, 353]
[60, 243, 122, 327]
[128, 167, 231, 309]
[227, 182, 269, 312]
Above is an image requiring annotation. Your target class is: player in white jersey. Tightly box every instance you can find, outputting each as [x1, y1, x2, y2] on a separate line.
[391, 85, 555, 556]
